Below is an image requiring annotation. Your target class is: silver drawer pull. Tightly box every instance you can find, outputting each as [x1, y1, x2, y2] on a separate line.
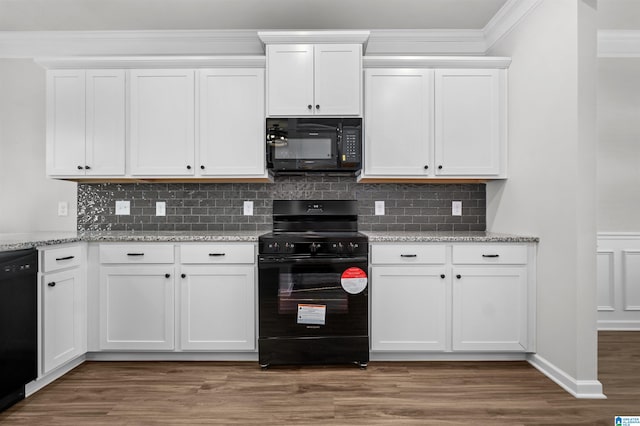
[209, 253, 226, 257]
[55, 255, 75, 261]
[482, 254, 500, 258]
[400, 254, 417, 258]
[127, 253, 145, 256]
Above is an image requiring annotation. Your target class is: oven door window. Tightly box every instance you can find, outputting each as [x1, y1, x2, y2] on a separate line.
[278, 271, 347, 316]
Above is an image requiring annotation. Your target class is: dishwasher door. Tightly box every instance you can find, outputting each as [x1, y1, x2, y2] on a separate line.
[0, 248, 38, 412]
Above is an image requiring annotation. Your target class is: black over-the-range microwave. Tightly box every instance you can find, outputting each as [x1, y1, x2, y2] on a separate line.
[266, 117, 362, 174]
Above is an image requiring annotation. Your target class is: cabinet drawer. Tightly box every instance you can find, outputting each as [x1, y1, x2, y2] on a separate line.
[371, 244, 446, 265]
[180, 244, 255, 264]
[452, 244, 528, 265]
[100, 244, 174, 264]
[42, 245, 82, 273]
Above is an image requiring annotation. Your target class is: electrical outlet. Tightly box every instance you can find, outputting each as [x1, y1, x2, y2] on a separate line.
[57, 201, 68, 217]
[452, 201, 462, 216]
[115, 200, 130, 215]
[156, 201, 166, 216]
[243, 200, 254, 216]
[375, 201, 385, 216]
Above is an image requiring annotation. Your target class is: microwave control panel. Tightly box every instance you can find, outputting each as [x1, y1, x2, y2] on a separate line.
[341, 128, 361, 164]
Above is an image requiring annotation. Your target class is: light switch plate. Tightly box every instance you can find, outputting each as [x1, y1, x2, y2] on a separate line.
[115, 200, 130, 216]
[156, 201, 166, 216]
[452, 201, 462, 216]
[243, 200, 254, 216]
[375, 201, 385, 216]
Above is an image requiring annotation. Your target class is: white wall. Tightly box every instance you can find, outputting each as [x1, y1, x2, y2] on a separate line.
[486, 0, 601, 396]
[0, 59, 77, 233]
[597, 60, 640, 232]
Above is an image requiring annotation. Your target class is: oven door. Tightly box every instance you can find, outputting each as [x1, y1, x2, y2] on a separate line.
[258, 255, 368, 338]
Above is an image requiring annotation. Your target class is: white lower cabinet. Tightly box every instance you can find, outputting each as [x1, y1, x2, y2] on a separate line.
[179, 265, 255, 350]
[42, 268, 84, 373]
[371, 266, 447, 351]
[99, 266, 175, 350]
[452, 267, 528, 351]
[96, 242, 256, 353]
[39, 243, 86, 375]
[370, 242, 535, 354]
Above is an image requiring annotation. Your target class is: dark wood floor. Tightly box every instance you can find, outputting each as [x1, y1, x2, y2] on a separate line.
[1, 332, 639, 425]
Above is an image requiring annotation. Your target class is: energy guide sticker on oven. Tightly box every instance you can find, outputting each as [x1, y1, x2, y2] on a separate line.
[341, 267, 368, 294]
[297, 304, 326, 325]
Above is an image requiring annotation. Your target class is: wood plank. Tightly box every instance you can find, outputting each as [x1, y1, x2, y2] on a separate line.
[1, 331, 638, 424]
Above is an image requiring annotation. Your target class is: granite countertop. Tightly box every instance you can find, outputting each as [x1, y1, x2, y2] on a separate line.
[82, 230, 264, 243]
[0, 230, 263, 252]
[0, 232, 82, 252]
[0, 230, 538, 252]
[362, 231, 539, 243]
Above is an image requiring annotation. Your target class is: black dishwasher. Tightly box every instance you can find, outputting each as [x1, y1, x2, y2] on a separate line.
[0, 248, 38, 412]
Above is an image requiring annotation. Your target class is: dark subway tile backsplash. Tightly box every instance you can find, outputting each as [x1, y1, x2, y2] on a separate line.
[77, 176, 486, 232]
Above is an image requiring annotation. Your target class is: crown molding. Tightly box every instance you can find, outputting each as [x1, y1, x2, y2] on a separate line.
[363, 55, 511, 69]
[365, 30, 486, 55]
[483, 0, 543, 52]
[257, 30, 370, 45]
[0, 1, 542, 59]
[34, 55, 266, 70]
[598, 30, 640, 58]
[0, 30, 264, 57]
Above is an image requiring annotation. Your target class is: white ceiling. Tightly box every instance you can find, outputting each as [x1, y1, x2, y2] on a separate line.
[0, 0, 509, 31]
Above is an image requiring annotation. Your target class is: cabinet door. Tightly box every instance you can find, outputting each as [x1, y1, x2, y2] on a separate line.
[100, 266, 175, 350]
[129, 69, 195, 176]
[198, 69, 265, 176]
[452, 267, 527, 351]
[364, 69, 433, 176]
[266, 44, 314, 116]
[42, 268, 83, 374]
[85, 70, 126, 176]
[371, 266, 447, 351]
[434, 69, 504, 176]
[314, 44, 361, 115]
[179, 266, 255, 350]
[46, 70, 86, 176]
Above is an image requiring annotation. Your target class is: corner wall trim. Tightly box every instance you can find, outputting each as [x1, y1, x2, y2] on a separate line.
[483, 0, 543, 52]
[527, 354, 606, 399]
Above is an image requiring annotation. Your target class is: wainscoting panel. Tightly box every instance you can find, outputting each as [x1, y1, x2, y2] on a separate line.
[597, 233, 640, 330]
[596, 250, 614, 312]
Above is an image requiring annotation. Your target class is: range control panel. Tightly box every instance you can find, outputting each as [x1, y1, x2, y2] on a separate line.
[260, 238, 367, 256]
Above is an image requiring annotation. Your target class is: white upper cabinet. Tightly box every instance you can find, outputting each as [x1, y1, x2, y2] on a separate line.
[364, 69, 433, 176]
[85, 71, 126, 175]
[266, 44, 362, 116]
[46, 70, 125, 177]
[434, 69, 505, 176]
[129, 69, 195, 176]
[313, 44, 362, 116]
[361, 64, 507, 180]
[198, 69, 266, 177]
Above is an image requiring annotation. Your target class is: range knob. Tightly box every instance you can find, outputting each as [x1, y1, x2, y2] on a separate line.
[268, 242, 280, 252]
[310, 242, 321, 253]
[348, 242, 359, 252]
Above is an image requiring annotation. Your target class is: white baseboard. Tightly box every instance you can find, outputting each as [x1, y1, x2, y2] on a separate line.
[370, 352, 528, 362]
[598, 320, 640, 331]
[527, 354, 606, 399]
[86, 351, 259, 362]
[25, 355, 86, 397]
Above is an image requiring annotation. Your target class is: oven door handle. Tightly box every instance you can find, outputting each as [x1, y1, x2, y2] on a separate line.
[259, 256, 368, 265]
